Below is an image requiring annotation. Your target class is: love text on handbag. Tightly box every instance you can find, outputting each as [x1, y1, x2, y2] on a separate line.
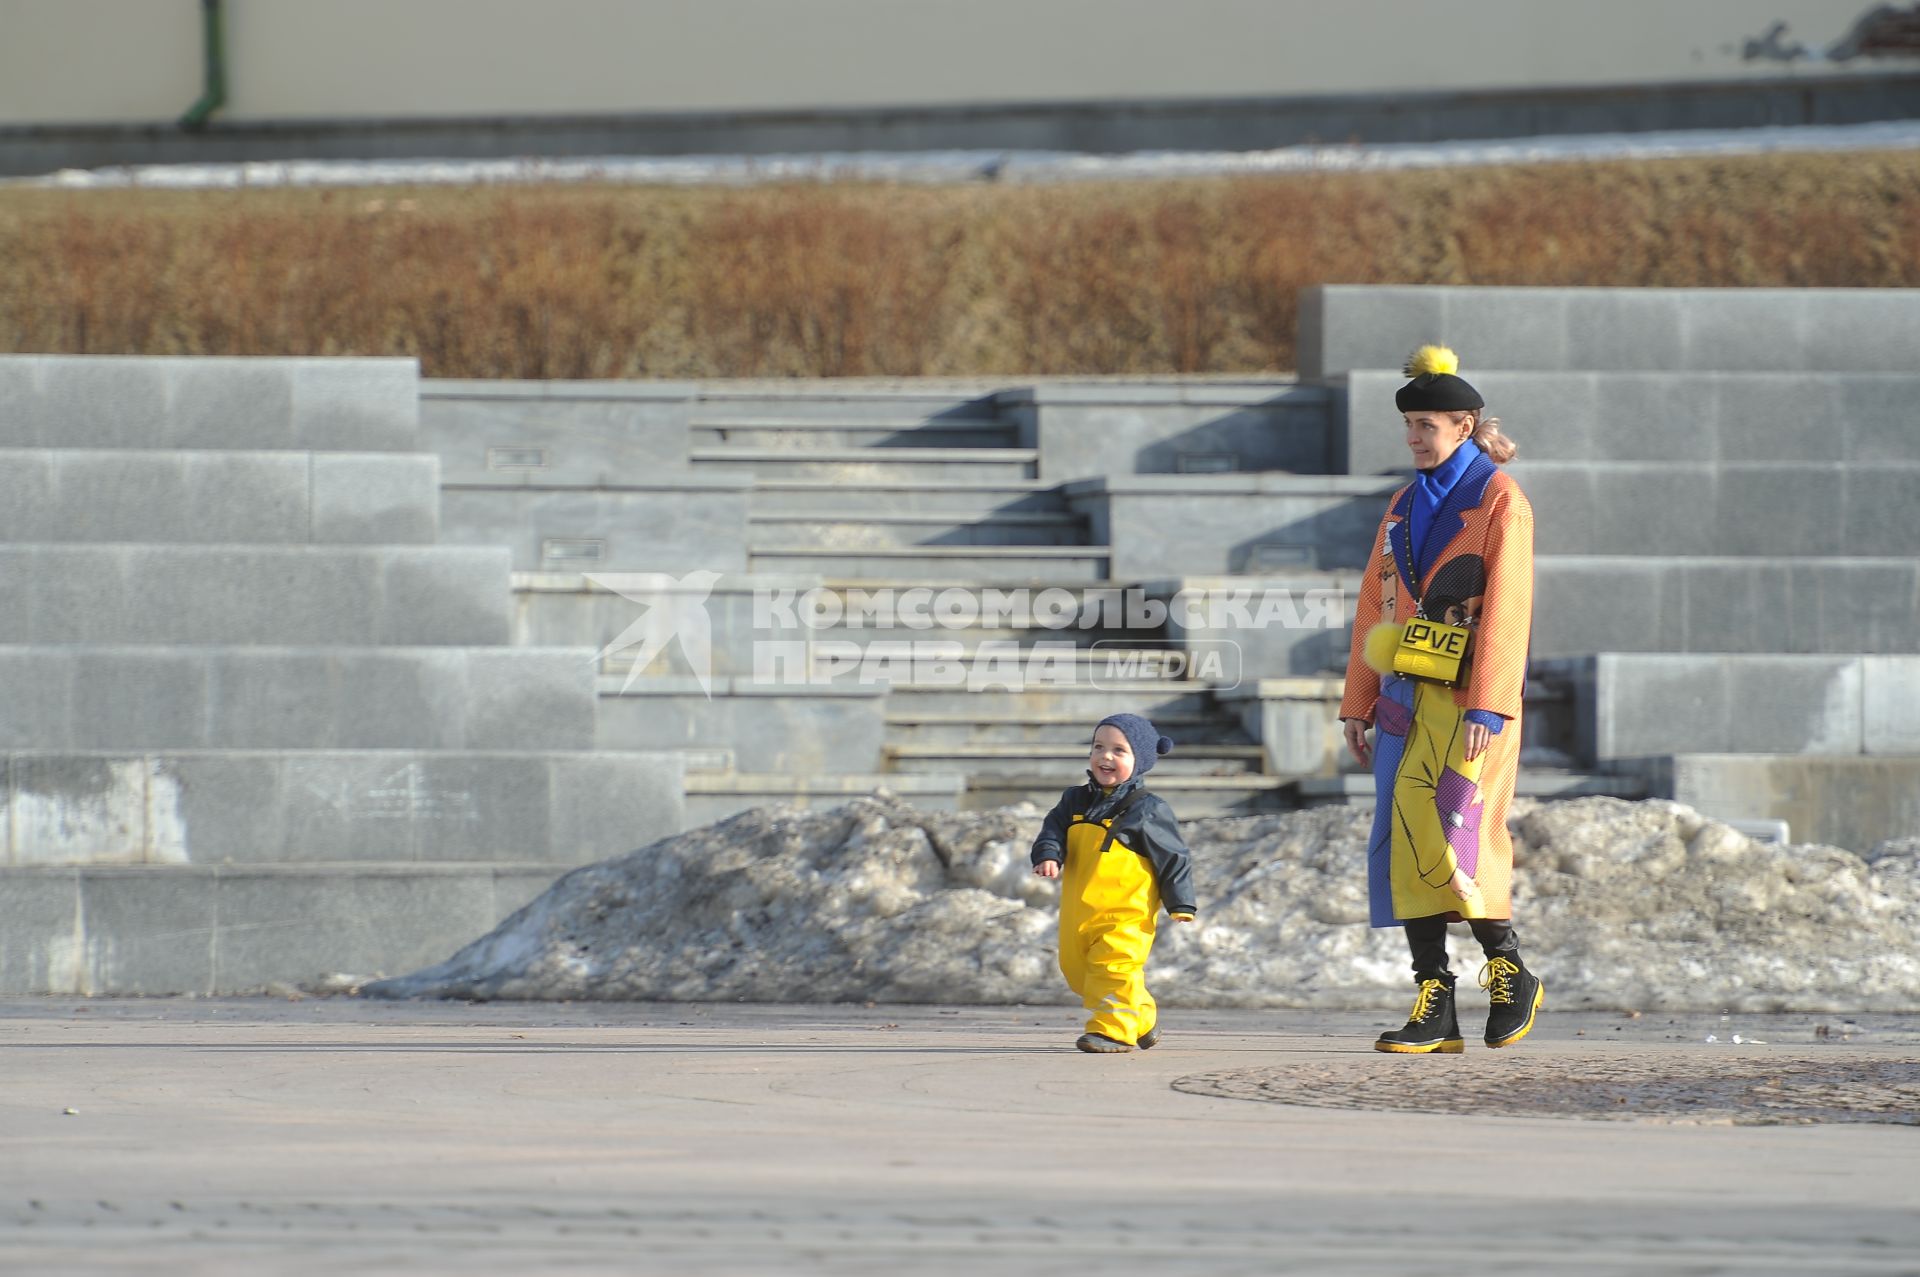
[1392, 618, 1472, 686]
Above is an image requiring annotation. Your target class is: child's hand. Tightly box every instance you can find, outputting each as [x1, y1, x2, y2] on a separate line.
[1034, 860, 1060, 879]
[1170, 912, 1195, 924]
[1448, 867, 1480, 901]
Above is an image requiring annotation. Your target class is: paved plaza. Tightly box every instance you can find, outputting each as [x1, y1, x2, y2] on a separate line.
[2, 999, 1916, 1275]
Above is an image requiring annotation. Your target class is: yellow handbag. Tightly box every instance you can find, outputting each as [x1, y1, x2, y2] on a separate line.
[1392, 617, 1472, 686]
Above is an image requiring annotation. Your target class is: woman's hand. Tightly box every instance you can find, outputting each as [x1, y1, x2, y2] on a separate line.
[1033, 860, 1060, 879]
[1342, 718, 1372, 766]
[1462, 720, 1491, 762]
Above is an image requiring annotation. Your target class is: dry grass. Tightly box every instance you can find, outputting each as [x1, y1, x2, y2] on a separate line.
[4, 150, 1920, 377]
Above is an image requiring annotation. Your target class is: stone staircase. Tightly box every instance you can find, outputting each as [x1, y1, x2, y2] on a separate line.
[688, 388, 1263, 809]
[0, 357, 682, 996]
[691, 387, 1110, 581]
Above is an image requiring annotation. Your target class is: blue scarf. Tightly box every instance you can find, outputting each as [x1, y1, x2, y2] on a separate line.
[1409, 439, 1482, 577]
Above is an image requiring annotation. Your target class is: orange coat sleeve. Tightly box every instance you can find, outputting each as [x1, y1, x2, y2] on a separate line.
[1461, 480, 1534, 720]
[1338, 507, 1394, 723]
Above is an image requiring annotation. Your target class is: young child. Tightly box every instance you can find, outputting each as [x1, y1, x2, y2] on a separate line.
[1030, 712, 1197, 1053]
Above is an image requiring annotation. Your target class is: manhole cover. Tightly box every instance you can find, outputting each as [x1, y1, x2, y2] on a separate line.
[1173, 1055, 1920, 1125]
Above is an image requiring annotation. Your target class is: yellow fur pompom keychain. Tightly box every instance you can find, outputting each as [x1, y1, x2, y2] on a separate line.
[1363, 621, 1406, 675]
[1403, 345, 1459, 377]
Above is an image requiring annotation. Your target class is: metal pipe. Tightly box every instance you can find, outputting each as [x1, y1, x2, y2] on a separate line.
[178, 0, 227, 131]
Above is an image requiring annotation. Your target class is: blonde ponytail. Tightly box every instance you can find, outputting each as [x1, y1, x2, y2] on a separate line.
[1472, 413, 1517, 465]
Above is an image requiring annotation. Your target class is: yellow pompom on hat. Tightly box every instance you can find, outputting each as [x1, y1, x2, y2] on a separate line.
[1396, 344, 1484, 413]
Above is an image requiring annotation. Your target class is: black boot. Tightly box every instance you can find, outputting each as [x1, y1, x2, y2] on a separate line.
[1374, 973, 1463, 1054]
[1480, 955, 1544, 1048]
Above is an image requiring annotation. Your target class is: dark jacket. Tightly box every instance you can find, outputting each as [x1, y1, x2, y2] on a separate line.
[1029, 773, 1197, 917]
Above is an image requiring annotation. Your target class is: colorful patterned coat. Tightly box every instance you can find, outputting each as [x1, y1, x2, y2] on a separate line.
[1339, 448, 1535, 925]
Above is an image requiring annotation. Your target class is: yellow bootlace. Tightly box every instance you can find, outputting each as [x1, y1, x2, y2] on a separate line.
[1408, 977, 1447, 1023]
[1481, 956, 1520, 1005]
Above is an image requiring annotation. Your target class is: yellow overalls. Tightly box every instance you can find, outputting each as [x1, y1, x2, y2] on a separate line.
[1058, 809, 1163, 1045]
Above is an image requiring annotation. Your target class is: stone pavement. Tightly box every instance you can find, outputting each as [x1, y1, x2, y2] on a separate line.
[1, 999, 1916, 1275]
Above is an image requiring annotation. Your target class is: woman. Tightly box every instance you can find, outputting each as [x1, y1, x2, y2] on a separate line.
[1339, 345, 1542, 1054]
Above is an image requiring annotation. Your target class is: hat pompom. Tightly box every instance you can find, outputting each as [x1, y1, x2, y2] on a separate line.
[1155, 735, 1174, 756]
[1404, 344, 1459, 377]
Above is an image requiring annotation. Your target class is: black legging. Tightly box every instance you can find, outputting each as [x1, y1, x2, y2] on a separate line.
[1404, 914, 1518, 980]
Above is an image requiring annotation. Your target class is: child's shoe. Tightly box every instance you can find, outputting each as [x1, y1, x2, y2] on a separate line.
[1373, 973, 1464, 1054]
[1137, 1026, 1161, 1050]
[1075, 1032, 1133, 1053]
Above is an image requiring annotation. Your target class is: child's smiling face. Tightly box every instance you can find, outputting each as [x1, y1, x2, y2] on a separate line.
[1089, 725, 1135, 787]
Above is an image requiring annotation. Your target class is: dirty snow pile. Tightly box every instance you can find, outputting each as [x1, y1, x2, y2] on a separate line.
[362, 796, 1920, 1011]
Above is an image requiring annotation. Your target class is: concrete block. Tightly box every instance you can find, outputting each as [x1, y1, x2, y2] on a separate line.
[28, 358, 166, 447]
[1528, 559, 1920, 658]
[1709, 374, 1840, 460]
[1844, 466, 1920, 556]
[681, 773, 963, 827]
[0, 870, 82, 994]
[210, 866, 529, 989]
[1807, 559, 1920, 654]
[309, 453, 440, 543]
[512, 571, 826, 680]
[0, 450, 437, 545]
[68, 648, 213, 750]
[1063, 475, 1395, 577]
[0, 647, 595, 751]
[3, 755, 187, 866]
[374, 546, 515, 645]
[1572, 465, 1713, 557]
[999, 384, 1331, 483]
[745, 481, 1063, 518]
[596, 678, 887, 774]
[171, 359, 300, 446]
[546, 753, 688, 858]
[1297, 286, 1443, 379]
[1147, 573, 1361, 679]
[1511, 462, 1920, 557]
[1453, 290, 1569, 373]
[1801, 292, 1920, 373]
[691, 449, 1037, 485]
[78, 867, 216, 995]
[747, 511, 1085, 549]
[0, 546, 510, 645]
[1586, 375, 1719, 462]
[438, 479, 751, 573]
[1651, 754, 1920, 852]
[1719, 466, 1844, 555]
[0, 649, 74, 750]
[154, 753, 288, 868]
[749, 546, 1105, 581]
[1306, 287, 1920, 377]
[1214, 679, 1344, 776]
[1582, 654, 1863, 760]
[421, 380, 696, 484]
[285, 359, 420, 451]
[171, 749, 684, 866]
[1673, 561, 1784, 654]
[1863, 657, 1920, 754]
[1838, 377, 1920, 463]
[456, 648, 600, 750]
[1529, 560, 1685, 659]
[0, 356, 418, 451]
[1679, 292, 1811, 372]
[1572, 291, 1686, 373]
